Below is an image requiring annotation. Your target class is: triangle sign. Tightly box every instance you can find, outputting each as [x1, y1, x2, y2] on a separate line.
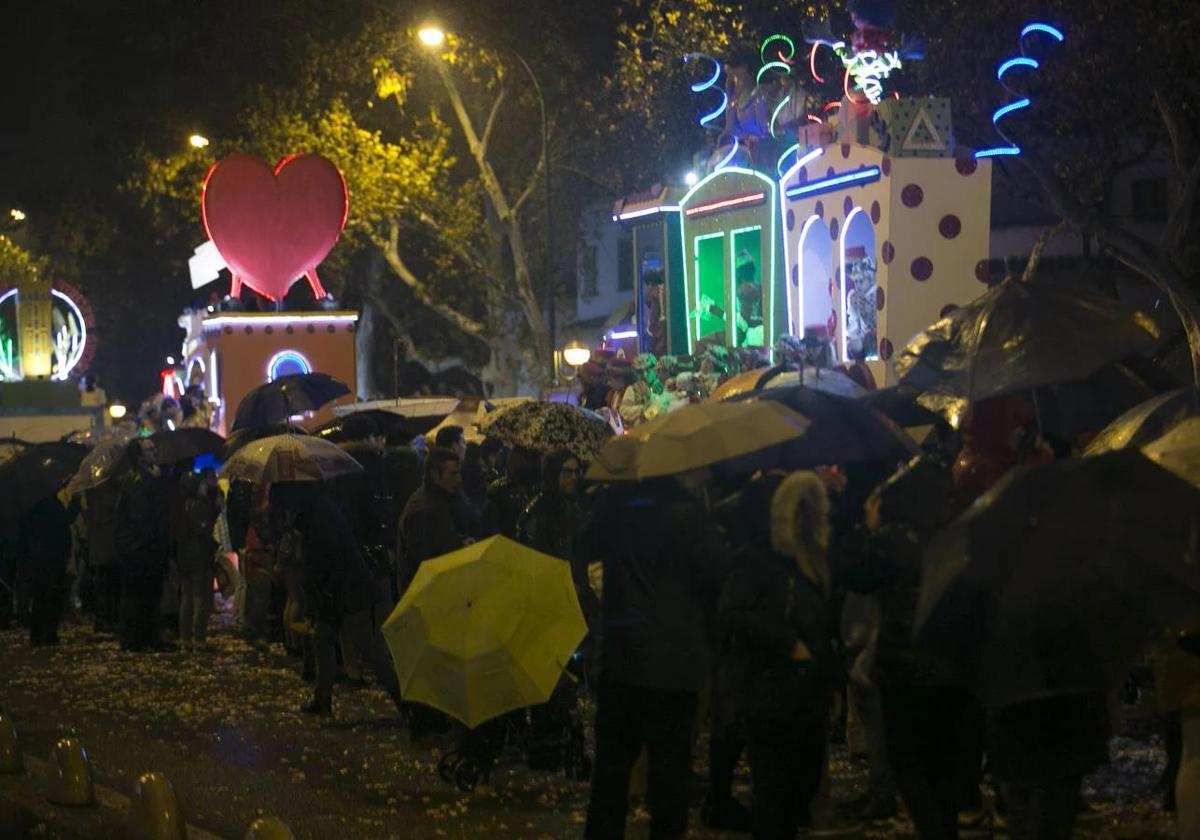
[902, 107, 946, 151]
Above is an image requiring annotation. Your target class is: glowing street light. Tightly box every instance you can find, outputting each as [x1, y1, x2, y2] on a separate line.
[188, 134, 210, 149]
[562, 342, 591, 368]
[684, 171, 699, 186]
[9, 208, 26, 221]
[417, 26, 446, 48]
[108, 403, 127, 420]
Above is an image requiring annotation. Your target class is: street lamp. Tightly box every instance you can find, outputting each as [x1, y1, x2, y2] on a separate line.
[188, 134, 209, 149]
[684, 171, 699, 186]
[9, 208, 25, 222]
[416, 26, 555, 381]
[562, 342, 591, 368]
[108, 403, 127, 420]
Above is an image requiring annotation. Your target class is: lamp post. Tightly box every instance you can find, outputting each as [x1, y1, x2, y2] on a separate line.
[416, 25, 555, 382]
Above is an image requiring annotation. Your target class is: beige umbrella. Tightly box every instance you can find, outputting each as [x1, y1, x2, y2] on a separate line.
[1142, 416, 1200, 486]
[219, 433, 363, 484]
[425, 397, 533, 444]
[586, 400, 810, 482]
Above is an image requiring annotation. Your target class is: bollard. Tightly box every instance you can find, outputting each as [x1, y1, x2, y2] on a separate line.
[128, 771, 187, 840]
[44, 738, 94, 805]
[0, 714, 22, 774]
[245, 816, 296, 839]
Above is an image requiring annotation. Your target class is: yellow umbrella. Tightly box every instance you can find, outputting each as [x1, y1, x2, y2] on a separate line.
[382, 536, 587, 729]
[586, 399, 810, 482]
[1143, 416, 1200, 486]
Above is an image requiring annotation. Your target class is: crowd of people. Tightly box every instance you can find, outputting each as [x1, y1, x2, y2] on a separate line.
[2, 387, 1199, 840]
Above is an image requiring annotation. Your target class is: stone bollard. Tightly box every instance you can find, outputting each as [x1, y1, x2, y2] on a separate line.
[245, 816, 296, 839]
[128, 771, 187, 840]
[44, 738, 94, 805]
[0, 714, 22, 774]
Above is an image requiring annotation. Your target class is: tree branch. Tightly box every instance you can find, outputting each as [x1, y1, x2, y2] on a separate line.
[377, 223, 486, 337]
[1155, 89, 1199, 176]
[1020, 220, 1068, 284]
[511, 158, 544, 216]
[480, 85, 507, 157]
[1163, 157, 1200, 258]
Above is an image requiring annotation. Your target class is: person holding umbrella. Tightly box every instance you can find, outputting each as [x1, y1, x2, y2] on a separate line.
[177, 469, 221, 652]
[114, 438, 171, 652]
[23, 491, 78, 646]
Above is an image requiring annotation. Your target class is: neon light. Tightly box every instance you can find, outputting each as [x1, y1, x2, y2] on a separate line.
[839, 207, 866, 362]
[699, 90, 729, 127]
[729, 225, 762, 348]
[203, 313, 358, 329]
[1021, 23, 1064, 42]
[793, 215, 823, 337]
[809, 43, 825, 83]
[714, 136, 741, 171]
[756, 60, 792, 85]
[776, 143, 801, 178]
[837, 46, 902, 105]
[689, 57, 722, 92]
[807, 114, 823, 124]
[614, 204, 681, 222]
[992, 97, 1031, 123]
[824, 101, 841, 112]
[975, 147, 1020, 158]
[997, 57, 1039, 79]
[684, 189, 765, 218]
[685, 53, 727, 129]
[267, 350, 312, 382]
[769, 95, 792, 139]
[608, 330, 638, 340]
[690, 232, 723, 353]
[778, 147, 825, 186]
[210, 348, 219, 401]
[785, 166, 881, 199]
[0, 337, 14, 380]
[760, 34, 795, 64]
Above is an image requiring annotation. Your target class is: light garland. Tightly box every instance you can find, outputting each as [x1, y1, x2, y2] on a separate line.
[976, 22, 1065, 159]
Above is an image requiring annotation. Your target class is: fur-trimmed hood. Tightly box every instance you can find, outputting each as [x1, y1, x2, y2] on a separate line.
[769, 471, 832, 596]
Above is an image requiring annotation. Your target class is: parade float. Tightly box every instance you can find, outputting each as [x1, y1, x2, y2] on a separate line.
[173, 152, 359, 436]
[611, 2, 1065, 391]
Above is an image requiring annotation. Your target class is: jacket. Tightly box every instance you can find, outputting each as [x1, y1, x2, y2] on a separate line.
[297, 495, 379, 623]
[113, 466, 169, 564]
[397, 481, 464, 594]
[83, 483, 120, 568]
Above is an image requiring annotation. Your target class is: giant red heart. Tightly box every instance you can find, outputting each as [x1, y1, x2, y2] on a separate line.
[202, 153, 348, 301]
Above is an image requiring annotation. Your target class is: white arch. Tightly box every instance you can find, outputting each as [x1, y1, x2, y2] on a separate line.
[840, 207, 867, 362]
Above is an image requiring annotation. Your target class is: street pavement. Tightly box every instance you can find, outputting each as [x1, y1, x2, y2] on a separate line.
[0, 613, 1181, 839]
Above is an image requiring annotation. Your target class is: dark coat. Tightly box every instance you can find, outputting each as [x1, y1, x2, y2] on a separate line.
[177, 489, 219, 576]
[83, 482, 120, 568]
[296, 495, 379, 623]
[397, 481, 464, 594]
[590, 483, 726, 692]
[22, 496, 73, 581]
[519, 490, 596, 626]
[482, 476, 539, 539]
[720, 544, 835, 722]
[113, 466, 169, 567]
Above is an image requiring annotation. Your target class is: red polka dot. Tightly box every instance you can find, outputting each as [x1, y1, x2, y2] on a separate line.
[875, 287, 885, 311]
[879, 338, 894, 360]
[841, 143, 851, 159]
[975, 259, 991, 283]
[881, 157, 891, 176]
[911, 257, 933, 281]
[940, 303, 959, 318]
[791, 264, 800, 286]
[798, 166, 808, 183]
[829, 217, 840, 240]
[827, 166, 837, 178]
[939, 214, 962, 239]
[955, 156, 978, 176]
[870, 201, 881, 224]
[881, 241, 895, 264]
[786, 209, 795, 231]
[827, 313, 837, 337]
[828, 277, 835, 297]
[901, 184, 924, 208]
[814, 201, 824, 218]
[843, 196, 854, 216]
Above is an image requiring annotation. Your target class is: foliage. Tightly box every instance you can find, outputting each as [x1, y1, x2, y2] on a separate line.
[0, 234, 50, 289]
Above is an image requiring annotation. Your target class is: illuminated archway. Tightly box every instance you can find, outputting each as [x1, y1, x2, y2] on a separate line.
[839, 207, 878, 362]
[0, 284, 93, 381]
[266, 350, 312, 382]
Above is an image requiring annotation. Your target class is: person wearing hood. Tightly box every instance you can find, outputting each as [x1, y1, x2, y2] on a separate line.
[482, 446, 541, 540]
[719, 470, 836, 840]
[517, 449, 594, 619]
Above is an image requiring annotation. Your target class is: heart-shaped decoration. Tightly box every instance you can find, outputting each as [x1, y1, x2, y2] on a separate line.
[201, 153, 348, 301]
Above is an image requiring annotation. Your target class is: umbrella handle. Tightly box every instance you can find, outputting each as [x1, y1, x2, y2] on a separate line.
[557, 660, 580, 684]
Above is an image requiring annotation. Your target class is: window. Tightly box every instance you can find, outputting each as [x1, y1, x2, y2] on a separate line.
[1131, 177, 1168, 223]
[580, 245, 598, 298]
[617, 238, 634, 291]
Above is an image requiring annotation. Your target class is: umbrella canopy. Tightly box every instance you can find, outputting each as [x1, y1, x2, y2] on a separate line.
[65, 438, 135, 497]
[915, 450, 1200, 709]
[150, 428, 225, 464]
[0, 442, 87, 513]
[711, 366, 865, 401]
[219, 433, 364, 484]
[731, 385, 918, 467]
[222, 423, 310, 460]
[477, 400, 612, 460]
[1142, 415, 1200, 486]
[313, 409, 440, 445]
[894, 280, 1160, 422]
[231, 373, 350, 431]
[426, 397, 533, 445]
[861, 384, 942, 428]
[586, 400, 810, 482]
[382, 535, 587, 729]
[1084, 387, 1200, 456]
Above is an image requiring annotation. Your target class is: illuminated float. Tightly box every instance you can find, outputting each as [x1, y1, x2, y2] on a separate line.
[174, 152, 359, 435]
[0, 278, 94, 382]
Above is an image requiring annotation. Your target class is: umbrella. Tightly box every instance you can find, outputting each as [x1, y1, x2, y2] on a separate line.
[477, 401, 612, 460]
[1084, 388, 1200, 456]
[382, 535, 587, 729]
[223, 423, 310, 460]
[1142, 415, 1200, 486]
[915, 450, 1200, 709]
[150, 428, 225, 464]
[219, 433, 364, 484]
[711, 365, 865, 401]
[426, 397, 533, 445]
[313, 409, 440, 445]
[0, 438, 31, 467]
[894, 280, 1160, 422]
[231, 373, 350, 431]
[731, 385, 918, 467]
[586, 400, 810, 482]
[861, 384, 942, 428]
[0, 442, 87, 513]
[65, 438, 134, 497]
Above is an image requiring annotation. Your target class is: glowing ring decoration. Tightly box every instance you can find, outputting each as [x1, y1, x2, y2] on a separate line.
[0, 283, 93, 380]
[266, 350, 312, 382]
[997, 57, 1039, 80]
[684, 53, 727, 130]
[1021, 23, 1064, 42]
[809, 42, 825, 83]
[769, 95, 792, 139]
[715, 137, 741, 171]
[756, 60, 792, 86]
[776, 143, 801, 178]
[700, 90, 730, 127]
[977, 22, 1065, 160]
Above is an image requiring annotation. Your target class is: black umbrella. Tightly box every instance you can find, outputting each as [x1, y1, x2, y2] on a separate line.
[1084, 387, 1200, 456]
[860, 384, 941, 428]
[150, 428, 225, 464]
[313, 409, 439, 445]
[0, 442, 87, 513]
[223, 423, 310, 460]
[894, 280, 1160, 422]
[730, 385, 918, 468]
[231, 373, 351, 431]
[915, 450, 1200, 709]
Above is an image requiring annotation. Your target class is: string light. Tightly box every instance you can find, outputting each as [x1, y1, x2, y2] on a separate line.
[977, 22, 1065, 160]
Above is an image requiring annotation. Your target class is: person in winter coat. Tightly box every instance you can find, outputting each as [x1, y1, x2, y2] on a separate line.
[23, 493, 76, 646]
[397, 448, 466, 595]
[270, 482, 404, 717]
[584, 473, 727, 840]
[482, 446, 541, 539]
[720, 471, 836, 839]
[177, 469, 220, 651]
[83, 481, 121, 634]
[114, 438, 171, 652]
